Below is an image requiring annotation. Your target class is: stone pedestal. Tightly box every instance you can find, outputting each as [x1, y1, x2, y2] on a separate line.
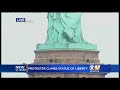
[28, 50, 107, 78]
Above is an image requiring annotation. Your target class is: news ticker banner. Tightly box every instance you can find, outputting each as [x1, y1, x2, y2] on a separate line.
[0, 64, 119, 73]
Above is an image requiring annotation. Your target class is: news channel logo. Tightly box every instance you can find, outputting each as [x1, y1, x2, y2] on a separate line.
[16, 18, 34, 23]
[89, 64, 100, 72]
[15, 65, 26, 72]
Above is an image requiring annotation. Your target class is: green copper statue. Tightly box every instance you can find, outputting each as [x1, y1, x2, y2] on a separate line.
[36, 12, 97, 50]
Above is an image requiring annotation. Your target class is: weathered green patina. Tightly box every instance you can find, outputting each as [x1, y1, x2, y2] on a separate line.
[36, 12, 97, 50]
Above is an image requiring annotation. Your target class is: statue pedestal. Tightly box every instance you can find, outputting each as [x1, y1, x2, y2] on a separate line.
[28, 50, 107, 78]
[36, 43, 97, 50]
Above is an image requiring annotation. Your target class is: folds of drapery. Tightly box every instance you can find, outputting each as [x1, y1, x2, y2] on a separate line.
[48, 13, 81, 33]
[46, 12, 85, 43]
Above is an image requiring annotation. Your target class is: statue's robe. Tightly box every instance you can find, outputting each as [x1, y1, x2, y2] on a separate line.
[45, 13, 86, 44]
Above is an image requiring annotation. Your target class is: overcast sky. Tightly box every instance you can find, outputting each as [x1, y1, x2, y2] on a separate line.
[1, 12, 119, 78]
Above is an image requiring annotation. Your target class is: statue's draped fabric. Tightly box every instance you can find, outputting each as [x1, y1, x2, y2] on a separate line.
[45, 13, 87, 44]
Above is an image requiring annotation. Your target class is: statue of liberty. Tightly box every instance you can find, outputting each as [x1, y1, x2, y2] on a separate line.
[45, 12, 88, 44]
[37, 12, 97, 50]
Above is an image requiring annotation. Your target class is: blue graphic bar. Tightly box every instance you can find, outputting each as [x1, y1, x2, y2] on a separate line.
[0, 65, 26, 72]
[0, 64, 119, 73]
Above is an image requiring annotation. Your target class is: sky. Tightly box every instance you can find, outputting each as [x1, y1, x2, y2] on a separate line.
[1, 12, 119, 78]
